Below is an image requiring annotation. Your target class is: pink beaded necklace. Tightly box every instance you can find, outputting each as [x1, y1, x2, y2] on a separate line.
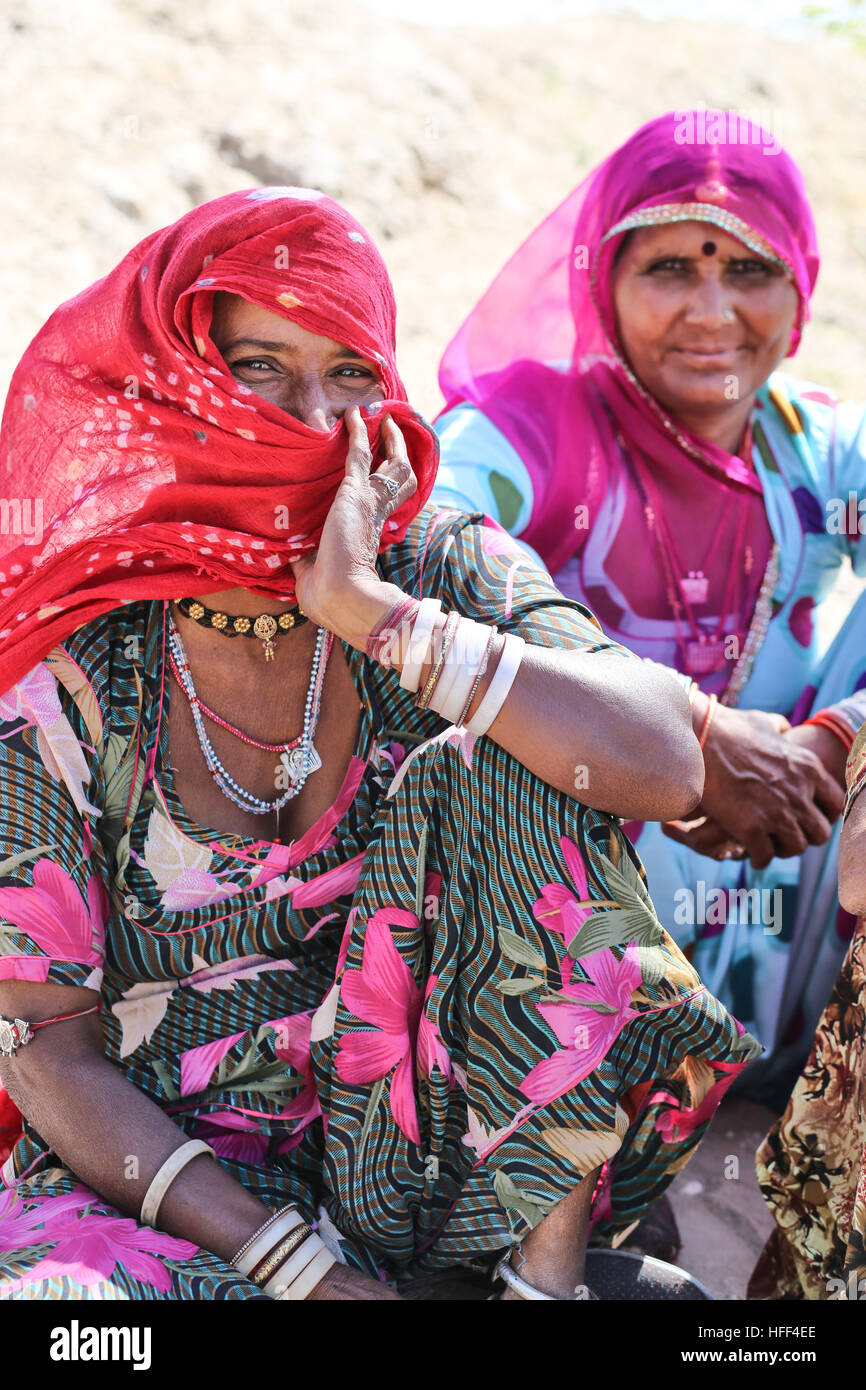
[167, 647, 304, 753]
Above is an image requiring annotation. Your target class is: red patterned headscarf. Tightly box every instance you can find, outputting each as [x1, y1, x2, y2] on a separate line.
[0, 187, 439, 693]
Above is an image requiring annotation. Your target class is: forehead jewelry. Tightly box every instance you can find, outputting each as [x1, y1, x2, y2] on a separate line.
[702, 240, 717, 256]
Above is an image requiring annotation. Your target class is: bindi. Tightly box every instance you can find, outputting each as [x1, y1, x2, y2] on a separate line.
[701, 240, 717, 256]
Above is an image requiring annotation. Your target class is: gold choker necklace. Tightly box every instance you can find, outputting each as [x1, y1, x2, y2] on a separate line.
[173, 597, 309, 661]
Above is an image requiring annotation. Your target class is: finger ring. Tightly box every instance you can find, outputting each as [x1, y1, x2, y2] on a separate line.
[375, 475, 400, 500]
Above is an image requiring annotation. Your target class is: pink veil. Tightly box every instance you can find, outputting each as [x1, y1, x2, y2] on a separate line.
[438, 111, 820, 582]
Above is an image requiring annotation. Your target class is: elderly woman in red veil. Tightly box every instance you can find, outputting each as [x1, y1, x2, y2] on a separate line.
[0, 187, 757, 1302]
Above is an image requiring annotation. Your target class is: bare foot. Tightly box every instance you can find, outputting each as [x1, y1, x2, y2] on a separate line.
[306, 1263, 403, 1300]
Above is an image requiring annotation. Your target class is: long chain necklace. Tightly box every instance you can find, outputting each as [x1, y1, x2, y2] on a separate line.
[167, 648, 305, 755]
[167, 611, 332, 829]
[629, 446, 750, 678]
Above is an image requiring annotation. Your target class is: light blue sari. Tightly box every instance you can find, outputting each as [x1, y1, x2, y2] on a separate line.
[433, 372, 866, 1103]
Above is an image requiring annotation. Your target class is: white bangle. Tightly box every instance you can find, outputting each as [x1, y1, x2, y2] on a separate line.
[432, 618, 495, 725]
[273, 1242, 337, 1300]
[425, 614, 468, 719]
[466, 633, 525, 735]
[262, 1228, 322, 1295]
[139, 1139, 215, 1229]
[399, 597, 442, 694]
[234, 1207, 306, 1278]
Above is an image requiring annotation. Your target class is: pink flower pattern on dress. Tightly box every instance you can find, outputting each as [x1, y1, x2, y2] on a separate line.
[0, 1186, 196, 1293]
[0, 859, 107, 966]
[179, 1031, 245, 1097]
[269, 1011, 322, 1147]
[0, 664, 63, 728]
[192, 1111, 270, 1164]
[533, 835, 594, 984]
[520, 945, 642, 1106]
[651, 1061, 743, 1144]
[416, 976, 452, 1083]
[335, 909, 423, 1145]
[480, 522, 533, 619]
[161, 867, 238, 912]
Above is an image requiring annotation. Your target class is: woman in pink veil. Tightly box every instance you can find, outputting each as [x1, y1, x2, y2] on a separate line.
[435, 111, 866, 1114]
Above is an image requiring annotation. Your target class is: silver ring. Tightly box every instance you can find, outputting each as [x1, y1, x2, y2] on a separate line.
[374, 475, 400, 500]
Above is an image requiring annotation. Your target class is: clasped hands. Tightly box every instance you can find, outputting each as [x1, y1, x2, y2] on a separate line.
[663, 697, 847, 870]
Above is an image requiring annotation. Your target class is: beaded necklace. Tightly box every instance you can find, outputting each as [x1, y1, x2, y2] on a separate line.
[167, 611, 332, 832]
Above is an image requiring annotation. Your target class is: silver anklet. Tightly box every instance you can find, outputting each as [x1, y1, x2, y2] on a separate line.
[493, 1253, 555, 1300]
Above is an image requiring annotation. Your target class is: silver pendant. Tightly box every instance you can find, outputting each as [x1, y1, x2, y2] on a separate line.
[280, 742, 322, 782]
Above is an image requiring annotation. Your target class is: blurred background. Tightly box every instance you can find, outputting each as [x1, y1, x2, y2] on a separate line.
[1, 0, 863, 1295]
[1, 0, 864, 418]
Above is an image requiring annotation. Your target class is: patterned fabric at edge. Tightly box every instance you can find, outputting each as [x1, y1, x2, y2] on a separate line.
[749, 723, 866, 1301]
[0, 505, 759, 1299]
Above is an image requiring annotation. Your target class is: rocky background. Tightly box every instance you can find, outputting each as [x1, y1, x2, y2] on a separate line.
[1, 1, 864, 1296]
[2, 0, 864, 417]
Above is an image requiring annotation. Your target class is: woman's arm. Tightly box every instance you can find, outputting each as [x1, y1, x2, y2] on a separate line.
[0, 979, 270, 1261]
[292, 409, 704, 823]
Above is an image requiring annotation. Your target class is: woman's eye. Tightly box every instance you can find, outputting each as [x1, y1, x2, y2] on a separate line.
[332, 365, 378, 383]
[233, 358, 275, 373]
[645, 258, 690, 274]
[727, 259, 772, 277]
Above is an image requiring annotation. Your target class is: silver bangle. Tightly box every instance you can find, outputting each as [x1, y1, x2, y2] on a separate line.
[493, 1252, 555, 1300]
[230, 1204, 299, 1266]
[234, 1207, 306, 1278]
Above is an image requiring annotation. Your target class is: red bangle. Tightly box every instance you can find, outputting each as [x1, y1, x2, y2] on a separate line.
[30, 1003, 102, 1032]
[698, 693, 718, 750]
[800, 711, 856, 754]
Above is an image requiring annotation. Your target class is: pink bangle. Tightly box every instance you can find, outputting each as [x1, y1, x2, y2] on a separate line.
[366, 597, 419, 667]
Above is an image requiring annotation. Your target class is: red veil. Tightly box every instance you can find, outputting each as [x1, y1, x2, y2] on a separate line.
[0, 187, 439, 692]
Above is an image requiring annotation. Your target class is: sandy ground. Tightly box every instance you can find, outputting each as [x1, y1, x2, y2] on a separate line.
[2, 1, 864, 1298]
[668, 1096, 777, 1299]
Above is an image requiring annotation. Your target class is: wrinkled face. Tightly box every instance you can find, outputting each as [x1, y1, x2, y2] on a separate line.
[210, 292, 385, 429]
[610, 221, 799, 418]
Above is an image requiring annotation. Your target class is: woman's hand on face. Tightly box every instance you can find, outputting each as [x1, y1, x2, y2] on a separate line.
[289, 407, 417, 645]
[662, 704, 845, 870]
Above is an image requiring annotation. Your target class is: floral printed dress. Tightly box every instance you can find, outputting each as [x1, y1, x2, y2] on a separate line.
[749, 723, 866, 1301]
[0, 505, 759, 1300]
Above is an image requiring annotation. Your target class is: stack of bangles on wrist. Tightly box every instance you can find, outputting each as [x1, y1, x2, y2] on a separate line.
[800, 708, 856, 754]
[230, 1205, 337, 1299]
[366, 596, 524, 733]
